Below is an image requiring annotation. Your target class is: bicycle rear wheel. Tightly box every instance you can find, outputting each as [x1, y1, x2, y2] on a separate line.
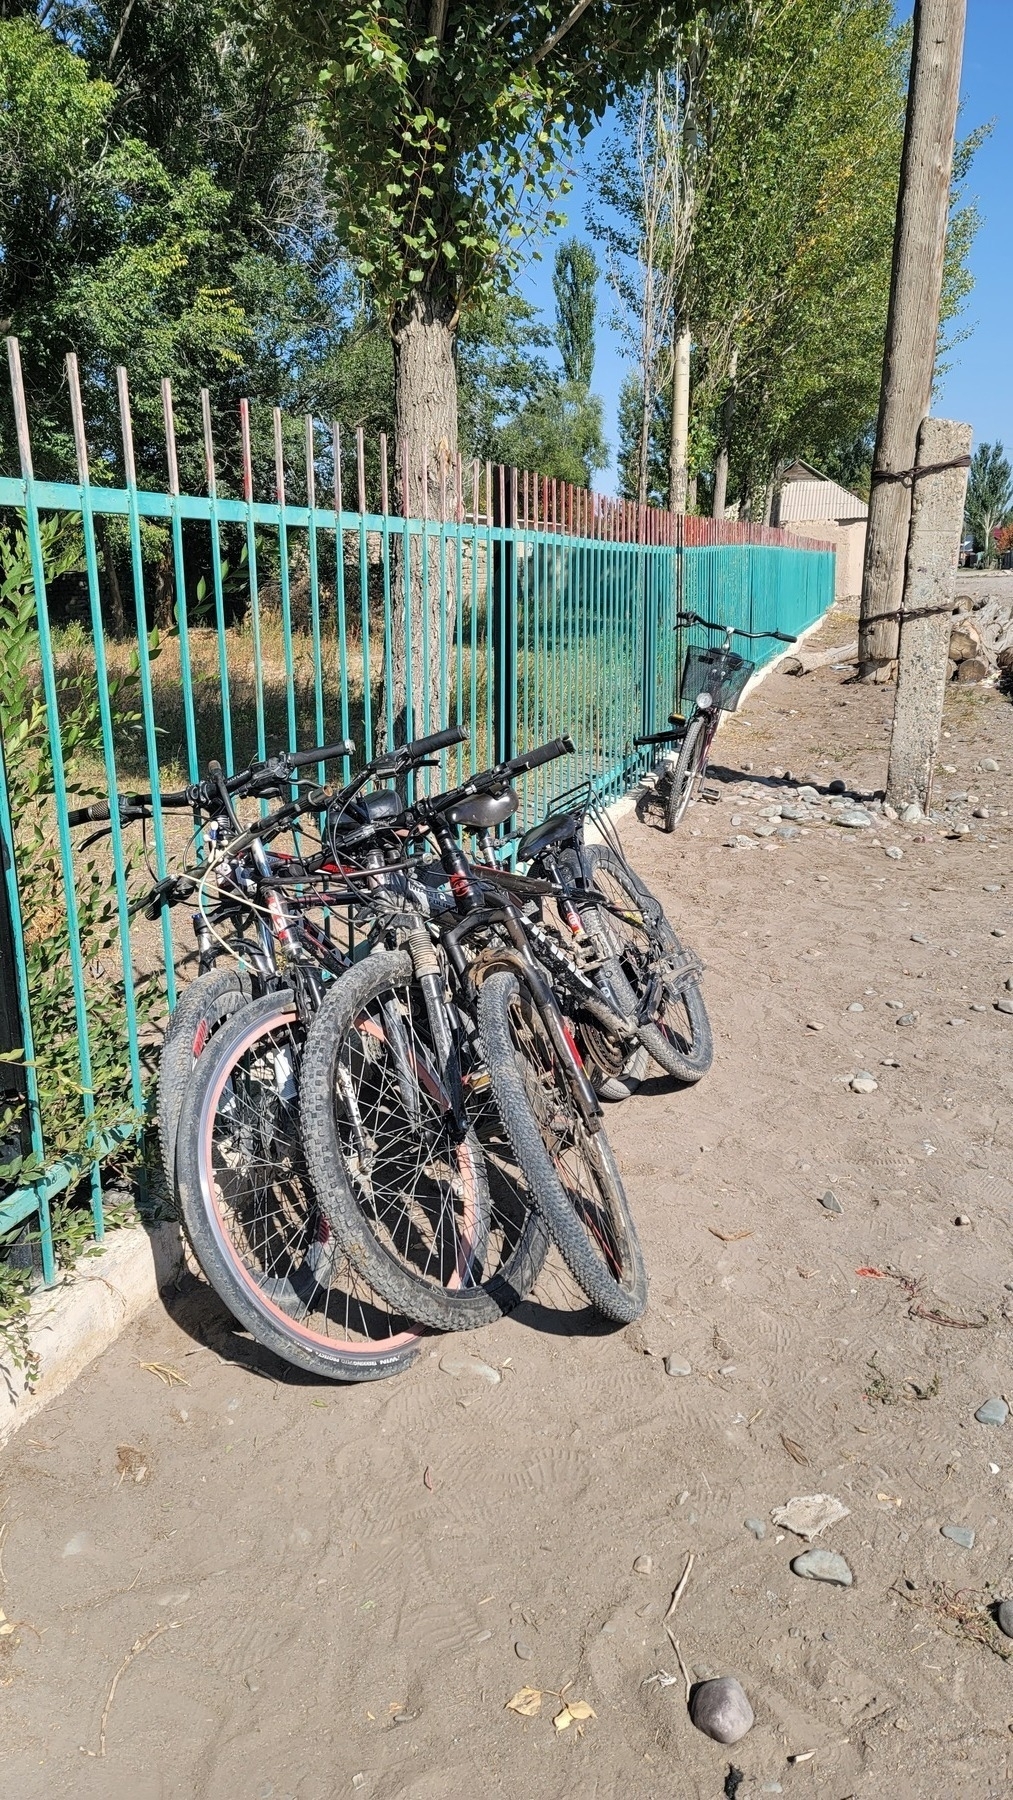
[583, 846, 713, 1083]
[476, 968, 646, 1324]
[299, 951, 549, 1332]
[175, 991, 421, 1381]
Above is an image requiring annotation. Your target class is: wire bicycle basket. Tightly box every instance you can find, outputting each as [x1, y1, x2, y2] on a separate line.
[680, 645, 754, 714]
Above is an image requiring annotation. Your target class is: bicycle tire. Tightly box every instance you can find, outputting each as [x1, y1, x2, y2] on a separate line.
[583, 846, 713, 1084]
[175, 990, 421, 1382]
[665, 714, 709, 832]
[546, 847, 649, 1103]
[299, 951, 550, 1332]
[158, 965, 253, 1192]
[476, 968, 646, 1324]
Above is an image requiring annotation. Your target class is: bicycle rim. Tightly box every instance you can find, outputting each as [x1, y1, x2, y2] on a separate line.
[186, 999, 421, 1363]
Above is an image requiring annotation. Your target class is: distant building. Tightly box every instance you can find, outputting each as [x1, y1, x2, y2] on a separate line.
[773, 460, 867, 599]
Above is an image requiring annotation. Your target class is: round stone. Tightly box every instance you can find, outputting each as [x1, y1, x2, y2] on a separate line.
[633, 1554, 653, 1575]
[885, 846, 904, 859]
[997, 1000, 1013, 1016]
[514, 1639, 534, 1660]
[744, 1517, 766, 1539]
[828, 778, 846, 794]
[940, 1523, 975, 1549]
[837, 808, 873, 828]
[996, 1600, 1013, 1639]
[847, 1002, 865, 1012]
[791, 1549, 853, 1586]
[974, 1398, 1008, 1427]
[689, 1676, 755, 1744]
[850, 1072, 878, 1094]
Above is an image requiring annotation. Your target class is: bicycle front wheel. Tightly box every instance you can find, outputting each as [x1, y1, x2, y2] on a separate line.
[665, 714, 709, 831]
[477, 969, 646, 1324]
[175, 991, 421, 1382]
[299, 951, 549, 1332]
[158, 965, 253, 1193]
[584, 846, 713, 1084]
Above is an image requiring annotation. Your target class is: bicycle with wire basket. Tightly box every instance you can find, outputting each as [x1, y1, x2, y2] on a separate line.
[636, 609, 798, 832]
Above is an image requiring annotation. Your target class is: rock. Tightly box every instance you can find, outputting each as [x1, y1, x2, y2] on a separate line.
[633, 1554, 653, 1575]
[850, 1072, 878, 1094]
[896, 1012, 919, 1027]
[780, 804, 807, 821]
[836, 808, 873, 828]
[946, 1018, 965, 1027]
[885, 846, 904, 860]
[819, 1190, 843, 1214]
[955, 656, 990, 684]
[777, 824, 801, 840]
[744, 1517, 766, 1540]
[991, 928, 1006, 937]
[997, 1000, 1013, 1016]
[981, 758, 999, 772]
[753, 823, 776, 838]
[882, 802, 898, 821]
[791, 1549, 853, 1587]
[847, 1002, 865, 1013]
[439, 1353, 501, 1384]
[664, 1355, 692, 1376]
[955, 1214, 971, 1226]
[828, 778, 847, 794]
[974, 1398, 1008, 1427]
[910, 932, 928, 943]
[689, 1676, 755, 1745]
[947, 823, 971, 838]
[880, 1057, 900, 1067]
[772, 1494, 850, 1540]
[741, 761, 753, 772]
[1005, 978, 1013, 991]
[885, 999, 903, 1009]
[514, 1639, 534, 1659]
[940, 1524, 975, 1549]
[996, 1601, 1013, 1639]
[971, 1003, 986, 1012]
[798, 785, 821, 803]
[806, 1021, 825, 1031]
[901, 803, 922, 824]
[973, 807, 990, 819]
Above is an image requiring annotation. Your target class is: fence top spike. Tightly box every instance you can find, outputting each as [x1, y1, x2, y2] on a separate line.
[200, 387, 216, 498]
[6, 337, 34, 481]
[162, 378, 181, 497]
[273, 406, 286, 505]
[116, 365, 137, 489]
[305, 415, 316, 511]
[66, 352, 90, 486]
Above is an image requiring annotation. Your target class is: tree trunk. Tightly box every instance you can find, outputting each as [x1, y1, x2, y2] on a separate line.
[669, 327, 691, 512]
[858, 0, 967, 680]
[385, 293, 459, 747]
[712, 348, 738, 520]
[101, 521, 127, 639]
[637, 376, 652, 507]
[886, 417, 971, 811]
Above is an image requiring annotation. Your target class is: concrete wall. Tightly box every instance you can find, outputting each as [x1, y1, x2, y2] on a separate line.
[782, 518, 865, 599]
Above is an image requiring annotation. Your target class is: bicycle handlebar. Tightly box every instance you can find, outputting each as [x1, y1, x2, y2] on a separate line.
[66, 739, 357, 829]
[676, 609, 796, 644]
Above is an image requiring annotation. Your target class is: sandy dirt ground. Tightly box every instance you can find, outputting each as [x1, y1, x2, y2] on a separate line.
[3, 597, 1013, 1800]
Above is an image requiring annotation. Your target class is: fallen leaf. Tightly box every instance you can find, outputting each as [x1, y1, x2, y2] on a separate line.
[855, 1267, 888, 1279]
[506, 1687, 542, 1718]
[423, 1466, 434, 1491]
[709, 1228, 754, 1243]
[780, 1432, 810, 1466]
[877, 1492, 903, 1506]
[554, 1700, 596, 1731]
[138, 1362, 189, 1388]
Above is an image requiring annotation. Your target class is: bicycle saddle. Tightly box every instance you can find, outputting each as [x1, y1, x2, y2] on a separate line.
[444, 787, 519, 830]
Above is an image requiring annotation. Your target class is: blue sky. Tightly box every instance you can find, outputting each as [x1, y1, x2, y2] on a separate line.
[517, 1, 1010, 494]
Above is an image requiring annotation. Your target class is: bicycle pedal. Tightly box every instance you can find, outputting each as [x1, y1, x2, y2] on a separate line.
[699, 785, 722, 805]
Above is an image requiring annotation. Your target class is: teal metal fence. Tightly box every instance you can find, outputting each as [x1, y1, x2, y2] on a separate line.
[0, 338, 834, 1281]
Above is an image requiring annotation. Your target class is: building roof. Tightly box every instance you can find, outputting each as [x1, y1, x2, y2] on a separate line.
[775, 470, 868, 525]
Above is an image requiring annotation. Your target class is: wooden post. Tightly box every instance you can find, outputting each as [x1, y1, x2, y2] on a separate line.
[669, 326, 691, 512]
[859, 0, 967, 680]
[885, 417, 971, 813]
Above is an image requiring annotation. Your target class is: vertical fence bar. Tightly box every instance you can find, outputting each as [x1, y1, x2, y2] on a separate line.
[397, 439, 414, 754]
[331, 424, 352, 784]
[272, 408, 299, 754]
[378, 432, 395, 752]
[66, 355, 144, 1124]
[6, 338, 104, 1235]
[201, 388, 234, 772]
[238, 399, 268, 772]
[304, 416, 327, 781]
[116, 365, 177, 1013]
[160, 380, 201, 784]
[0, 728, 51, 1277]
[355, 427, 373, 758]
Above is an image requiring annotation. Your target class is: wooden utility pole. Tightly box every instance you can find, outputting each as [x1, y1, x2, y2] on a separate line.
[858, 0, 966, 680]
[669, 327, 691, 512]
[886, 417, 971, 812]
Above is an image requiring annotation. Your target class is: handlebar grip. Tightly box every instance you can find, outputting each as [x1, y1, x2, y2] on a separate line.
[286, 740, 355, 771]
[771, 629, 797, 644]
[67, 799, 112, 826]
[404, 724, 469, 761]
[503, 735, 576, 777]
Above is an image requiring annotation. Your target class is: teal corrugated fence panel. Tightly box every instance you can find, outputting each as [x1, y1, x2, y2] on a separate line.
[0, 344, 835, 1279]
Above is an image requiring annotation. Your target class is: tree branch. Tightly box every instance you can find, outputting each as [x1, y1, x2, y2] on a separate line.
[528, 0, 596, 70]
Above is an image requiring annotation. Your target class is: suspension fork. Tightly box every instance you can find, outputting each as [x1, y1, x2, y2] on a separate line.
[404, 925, 469, 1137]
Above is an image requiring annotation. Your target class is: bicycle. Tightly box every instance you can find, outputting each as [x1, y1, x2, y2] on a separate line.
[636, 608, 797, 832]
